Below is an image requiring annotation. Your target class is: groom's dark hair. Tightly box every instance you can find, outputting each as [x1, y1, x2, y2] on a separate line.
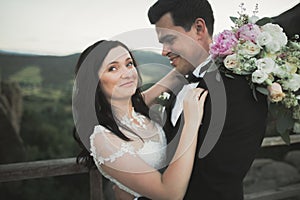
[148, 0, 215, 37]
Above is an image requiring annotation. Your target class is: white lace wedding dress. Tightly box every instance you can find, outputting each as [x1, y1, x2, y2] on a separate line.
[90, 109, 167, 197]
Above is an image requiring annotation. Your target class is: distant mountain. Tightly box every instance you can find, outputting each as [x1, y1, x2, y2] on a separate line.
[0, 52, 78, 88]
[0, 50, 172, 89]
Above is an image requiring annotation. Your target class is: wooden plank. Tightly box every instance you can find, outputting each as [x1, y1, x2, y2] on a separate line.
[90, 168, 104, 200]
[244, 183, 300, 200]
[0, 157, 88, 182]
[262, 135, 300, 147]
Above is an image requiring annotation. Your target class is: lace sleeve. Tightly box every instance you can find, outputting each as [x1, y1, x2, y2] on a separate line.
[90, 125, 142, 197]
[90, 125, 161, 173]
[90, 125, 137, 165]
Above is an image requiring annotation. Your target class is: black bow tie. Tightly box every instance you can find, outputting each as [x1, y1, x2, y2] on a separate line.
[185, 60, 213, 83]
[185, 72, 202, 83]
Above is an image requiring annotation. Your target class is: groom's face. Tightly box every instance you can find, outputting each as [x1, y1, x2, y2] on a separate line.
[155, 13, 206, 73]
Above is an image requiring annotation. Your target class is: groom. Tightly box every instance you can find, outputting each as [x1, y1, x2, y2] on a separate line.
[114, 0, 268, 199]
[147, 0, 268, 199]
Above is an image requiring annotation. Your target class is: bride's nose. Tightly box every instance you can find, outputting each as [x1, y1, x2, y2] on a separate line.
[120, 66, 134, 78]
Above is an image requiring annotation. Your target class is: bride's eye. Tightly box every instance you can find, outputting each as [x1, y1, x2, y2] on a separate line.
[108, 66, 117, 72]
[126, 61, 134, 68]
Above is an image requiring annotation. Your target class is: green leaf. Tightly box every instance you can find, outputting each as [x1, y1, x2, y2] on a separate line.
[269, 103, 280, 117]
[252, 87, 258, 101]
[225, 73, 234, 79]
[239, 71, 253, 75]
[289, 41, 300, 49]
[255, 17, 273, 26]
[256, 87, 269, 95]
[276, 113, 294, 134]
[230, 16, 238, 23]
[279, 130, 291, 145]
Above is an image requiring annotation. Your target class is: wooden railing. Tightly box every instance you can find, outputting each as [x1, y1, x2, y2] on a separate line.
[261, 134, 300, 147]
[244, 183, 300, 200]
[1, 135, 300, 200]
[0, 158, 104, 200]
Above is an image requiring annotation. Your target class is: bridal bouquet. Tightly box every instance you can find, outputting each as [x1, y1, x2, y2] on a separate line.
[209, 4, 300, 143]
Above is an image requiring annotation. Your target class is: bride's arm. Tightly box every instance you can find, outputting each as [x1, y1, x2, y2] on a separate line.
[102, 122, 198, 200]
[93, 88, 207, 200]
[142, 68, 187, 106]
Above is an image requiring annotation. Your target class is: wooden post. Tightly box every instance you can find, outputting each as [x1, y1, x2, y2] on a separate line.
[89, 168, 104, 200]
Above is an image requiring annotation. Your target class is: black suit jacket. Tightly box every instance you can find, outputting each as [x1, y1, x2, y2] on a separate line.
[272, 3, 300, 41]
[164, 69, 268, 200]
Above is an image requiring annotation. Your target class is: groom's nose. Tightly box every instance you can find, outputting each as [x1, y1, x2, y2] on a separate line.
[161, 45, 171, 57]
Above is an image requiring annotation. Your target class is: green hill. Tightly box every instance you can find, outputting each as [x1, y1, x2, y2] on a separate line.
[0, 50, 172, 101]
[0, 50, 171, 89]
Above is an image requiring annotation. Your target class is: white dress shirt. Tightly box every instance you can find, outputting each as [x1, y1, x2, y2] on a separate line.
[171, 55, 212, 126]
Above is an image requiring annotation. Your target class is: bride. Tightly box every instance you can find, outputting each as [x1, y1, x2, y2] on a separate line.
[73, 40, 207, 199]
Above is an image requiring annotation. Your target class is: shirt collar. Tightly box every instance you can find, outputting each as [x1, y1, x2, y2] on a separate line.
[192, 55, 212, 77]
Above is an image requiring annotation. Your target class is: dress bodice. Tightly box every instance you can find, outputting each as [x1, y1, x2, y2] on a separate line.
[90, 110, 167, 197]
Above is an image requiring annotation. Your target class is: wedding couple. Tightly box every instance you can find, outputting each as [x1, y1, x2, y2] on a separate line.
[73, 0, 268, 199]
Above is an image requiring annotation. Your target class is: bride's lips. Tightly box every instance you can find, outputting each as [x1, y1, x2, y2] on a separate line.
[119, 80, 135, 87]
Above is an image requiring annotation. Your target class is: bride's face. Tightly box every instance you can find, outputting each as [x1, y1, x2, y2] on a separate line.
[98, 46, 138, 101]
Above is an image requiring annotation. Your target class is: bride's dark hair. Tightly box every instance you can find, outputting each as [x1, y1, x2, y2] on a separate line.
[73, 40, 150, 168]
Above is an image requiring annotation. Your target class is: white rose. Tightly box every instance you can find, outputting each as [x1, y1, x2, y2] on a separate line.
[265, 41, 281, 53]
[261, 23, 283, 34]
[249, 15, 259, 24]
[274, 64, 289, 78]
[256, 57, 276, 73]
[288, 63, 298, 74]
[273, 32, 288, 47]
[293, 122, 300, 133]
[261, 23, 288, 48]
[224, 54, 239, 70]
[282, 74, 300, 91]
[239, 41, 261, 57]
[267, 82, 285, 102]
[256, 32, 272, 47]
[252, 70, 269, 84]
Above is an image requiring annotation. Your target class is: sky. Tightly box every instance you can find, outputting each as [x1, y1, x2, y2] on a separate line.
[0, 0, 299, 55]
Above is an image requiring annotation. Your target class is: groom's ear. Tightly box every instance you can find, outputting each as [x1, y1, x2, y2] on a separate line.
[192, 18, 208, 41]
[193, 18, 207, 39]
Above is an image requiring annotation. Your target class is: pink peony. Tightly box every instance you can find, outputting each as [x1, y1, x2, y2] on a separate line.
[236, 23, 261, 43]
[209, 30, 238, 58]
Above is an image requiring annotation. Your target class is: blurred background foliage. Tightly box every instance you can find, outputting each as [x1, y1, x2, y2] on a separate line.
[0, 50, 171, 200]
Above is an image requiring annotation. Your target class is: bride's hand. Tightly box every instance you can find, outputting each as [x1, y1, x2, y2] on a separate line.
[183, 87, 208, 128]
[112, 184, 134, 200]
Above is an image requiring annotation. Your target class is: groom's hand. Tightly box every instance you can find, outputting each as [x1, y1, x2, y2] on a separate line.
[112, 184, 135, 200]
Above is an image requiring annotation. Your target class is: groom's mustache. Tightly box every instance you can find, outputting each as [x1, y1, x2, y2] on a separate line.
[166, 52, 180, 62]
[166, 52, 179, 58]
